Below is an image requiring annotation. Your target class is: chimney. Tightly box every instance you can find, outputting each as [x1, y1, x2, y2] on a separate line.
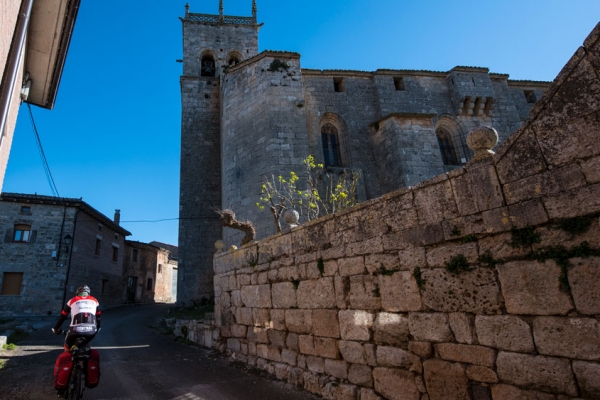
[114, 209, 121, 225]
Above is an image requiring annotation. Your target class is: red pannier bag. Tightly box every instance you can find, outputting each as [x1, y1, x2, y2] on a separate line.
[54, 352, 72, 389]
[86, 349, 100, 388]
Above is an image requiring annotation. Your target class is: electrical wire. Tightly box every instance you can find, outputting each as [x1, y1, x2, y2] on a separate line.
[26, 103, 60, 197]
[121, 216, 219, 223]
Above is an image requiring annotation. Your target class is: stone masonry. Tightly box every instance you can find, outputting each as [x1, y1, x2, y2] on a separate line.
[173, 21, 600, 399]
[178, 3, 550, 303]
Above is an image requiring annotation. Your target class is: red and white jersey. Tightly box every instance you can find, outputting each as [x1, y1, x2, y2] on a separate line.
[61, 295, 101, 327]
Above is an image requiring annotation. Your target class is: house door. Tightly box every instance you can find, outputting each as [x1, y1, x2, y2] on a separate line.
[127, 276, 137, 302]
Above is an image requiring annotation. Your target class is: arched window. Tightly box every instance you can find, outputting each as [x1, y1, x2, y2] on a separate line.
[201, 55, 215, 77]
[436, 128, 459, 165]
[321, 123, 342, 167]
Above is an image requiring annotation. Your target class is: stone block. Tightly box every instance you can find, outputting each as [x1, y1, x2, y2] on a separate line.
[364, 344, 377, 366]
[478, 232, 529, 261]
[497, 260, 573, 315]
[231, 324, 247, 338]
[246, 327, 269, 343]
[403, 223, 445, 247]
[306, 355, 325, 373]
[384, 190, 419, 233]
[365, 253, 401, 274]
[581, 155, 600, 183]
[267, 329, 286, 348]
[420, 268, 503, 314]
[448, 313, 474, 345]
[286, 332, 298, 350]
[543, 183, 600, 219]
[533, 316, 600, 361]
[312, 309, 340, 338]
[231, 290, 242, 307]
[297, 277, 336, 309]
[397, 247, 427, 270]
[325, 383, 358, 400]
[298, 335, 315, 356]
[314, 337, 339, 359]
[347, 275, 381, 310]
[426, 242, 478, 267]
[376, 346, 422, 373]
[256, 344, 268, 359]
[338, 256, 366, 276]
[373, 367, 420, 400]
[274, 363, 289, 381]
[496, 352, 577, 396]
[423, 359, 469, 400]
[322, 259, 338, 276]
[475, 315, 534, 353]
[408, 341, 432, 359]
[508, 198, 549, 228]
[271, 282, 297, 308]
[480, 207, 512, 234]
[409, 313, 453, 342]
[434, 343, 496, 368]
[466, 365, 497, 383]
[227, 338, 241, 353]
[324, 359, 349, 379]
[339, 310, 374, 341]
[569, 256, 600, 315]
[348, 363, 373, 387]
[339, 340, 367, 364]
[360, 388, 384, 400]
[285, 309, 312, 333]
[414, 179, 459, 224]
[373, 312, 410, 346]
[490, 384, 555, 400]
[240, 284, 272, 308]
[451, 163, 504, 215]
[281, 349, 297, 366]
[347, 237, 384, 256]
[252, 308, 270, 327]
[496, 126, 546, 184]
[265, 346, 282, 362]
[235, 307, 253, 326]
[334, 275, 348, 309]
[573, 360, 600, 399]
[270, 309, 286, 330]
[379, 271, 422, 312]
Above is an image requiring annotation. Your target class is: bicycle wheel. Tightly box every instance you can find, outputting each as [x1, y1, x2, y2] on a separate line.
[68, 368, 84, 400]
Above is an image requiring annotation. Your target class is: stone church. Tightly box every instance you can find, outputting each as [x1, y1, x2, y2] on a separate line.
[178, 1, 549, 303]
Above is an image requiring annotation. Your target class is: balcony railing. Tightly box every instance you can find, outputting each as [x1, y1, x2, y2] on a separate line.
[187, 13, 256, 25]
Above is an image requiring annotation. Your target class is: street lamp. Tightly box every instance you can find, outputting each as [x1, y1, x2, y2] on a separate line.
[64, 233, 72, 253]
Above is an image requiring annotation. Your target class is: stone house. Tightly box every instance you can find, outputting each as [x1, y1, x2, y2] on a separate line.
[0, 193, 130, 316]
[177, 2, 551, 303]
[123, 240, 177, 304]
[0, 0, 80, 190]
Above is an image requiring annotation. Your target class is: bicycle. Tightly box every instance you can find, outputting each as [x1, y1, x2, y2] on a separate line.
[55, 330, 94, 400]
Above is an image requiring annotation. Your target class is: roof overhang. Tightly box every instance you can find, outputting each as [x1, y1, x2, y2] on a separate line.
[25, 0, 80, 109]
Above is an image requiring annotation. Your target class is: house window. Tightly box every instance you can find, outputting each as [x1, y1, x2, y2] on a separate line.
[394, 77, 405, 91]
[112, 246, 119, 262]
[436, 128, 460, 165]
[158, 264, 163, 274]
[13, 224, 31, 243]
[333, 77, 345, 93]
[101, 279, 109, 294]
[201, 55, 216, 77]
[524, 90, 536, 103]
[20, 206, 31, 214]
[321, 123, 342, 167]
[1, 272, 23, 295]
[94, 238, 102, 256]
[147, 278, 153, 291]
[132, 249, 138, 262]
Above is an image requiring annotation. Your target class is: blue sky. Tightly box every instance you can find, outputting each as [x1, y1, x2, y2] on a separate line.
[4, 1, 600, 246]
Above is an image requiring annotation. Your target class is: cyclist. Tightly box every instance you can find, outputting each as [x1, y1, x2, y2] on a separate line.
[52, 285, 101, 351]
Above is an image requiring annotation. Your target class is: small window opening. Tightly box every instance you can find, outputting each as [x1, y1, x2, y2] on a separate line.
[321, 123, 342, 167]
[94, 238, 102, 256]
[201, 55, 216, 77]
[436, 128, 460, 166]
[13, 224, 31, 243]
[20, 206, 31, 214]
[132, 249, 138, 262]
[112, 246, 119, 262]
[1, 272, 23, 295]
[228, 57, 240, 66]
[158, 264, 163, 274]
[101, 279, 109, 294]
[147, 278, 153, 291]
[394, 77, 405, 91]
[524, 90, 536, 103]
[333, 77, 345, 93]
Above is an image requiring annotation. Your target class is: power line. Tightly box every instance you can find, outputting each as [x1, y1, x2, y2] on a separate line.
[27, 103, 59, 197]
[121, 216, 219, 223]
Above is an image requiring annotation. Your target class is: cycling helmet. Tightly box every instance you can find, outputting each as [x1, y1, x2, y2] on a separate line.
[76, 285, 91, 296]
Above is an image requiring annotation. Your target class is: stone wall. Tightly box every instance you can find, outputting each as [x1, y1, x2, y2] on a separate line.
[197, 23, 600, 400]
